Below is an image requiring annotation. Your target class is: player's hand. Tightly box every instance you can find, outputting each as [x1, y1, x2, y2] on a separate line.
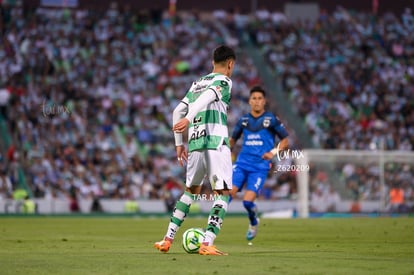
[176, 145, 188, 167]
[173, 118, 190, 133]
[262, 152, 274, 160]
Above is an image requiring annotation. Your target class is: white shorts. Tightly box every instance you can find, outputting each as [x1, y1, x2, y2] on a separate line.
[185, 145, 232, 190]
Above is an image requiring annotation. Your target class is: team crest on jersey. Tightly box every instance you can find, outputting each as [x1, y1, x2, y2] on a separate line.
[263, 117, 271, 128]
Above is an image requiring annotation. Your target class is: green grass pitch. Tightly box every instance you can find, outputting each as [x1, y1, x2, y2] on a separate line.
[0, 216, 413, 274]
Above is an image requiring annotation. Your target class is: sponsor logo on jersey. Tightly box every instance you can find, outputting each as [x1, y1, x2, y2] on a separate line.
[194, 84, 208, 92]
[245, 134, 263, 146]
[245, 140, 263, 146]
[247, 134, 261, 139]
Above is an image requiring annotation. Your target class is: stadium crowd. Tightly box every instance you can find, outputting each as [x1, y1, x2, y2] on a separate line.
[0, 2, 413, 212]
[0, 3, 261, 205]
[249, 7, 414, 151]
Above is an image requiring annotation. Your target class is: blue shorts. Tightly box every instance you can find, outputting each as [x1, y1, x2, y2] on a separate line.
[232, 164, 268, 195]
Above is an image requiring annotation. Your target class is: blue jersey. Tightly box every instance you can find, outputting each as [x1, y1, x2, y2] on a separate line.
[232, 111, 288, 171]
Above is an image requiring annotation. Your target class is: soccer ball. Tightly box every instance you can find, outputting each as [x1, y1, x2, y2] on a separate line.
[182, 228, 205, 253]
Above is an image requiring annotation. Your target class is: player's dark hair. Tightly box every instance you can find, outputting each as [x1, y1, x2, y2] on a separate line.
[213, 45, 236, 63]
[250, 86, 266, 97]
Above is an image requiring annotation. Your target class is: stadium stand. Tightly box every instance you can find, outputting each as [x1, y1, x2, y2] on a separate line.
[248, 6, 414, 151]
[0, 2, 261, 203]
[0, 2, 413, 212]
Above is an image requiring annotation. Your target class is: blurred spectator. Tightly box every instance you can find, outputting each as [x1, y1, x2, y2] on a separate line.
[388, 183, 407, 213]
[69, 185, 80, 212]
[163, 176, 183, 212]
[308, 183, 340, 213]
[0, 87, 10, 119]
[0, 168, 13, 200]
[310, 188, 328, 213]
[325, 185, 341, 212]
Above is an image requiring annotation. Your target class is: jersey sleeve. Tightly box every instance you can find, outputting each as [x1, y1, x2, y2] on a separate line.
[207, 76, 232, 105]
[181, 96, 189, 105]
[231, 117, 244, 141]
[273, 116, 289, 139]
[184, 89, 216, 123]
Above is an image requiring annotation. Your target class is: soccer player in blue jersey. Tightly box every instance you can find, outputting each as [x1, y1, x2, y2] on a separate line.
[230, 86, 289, 241]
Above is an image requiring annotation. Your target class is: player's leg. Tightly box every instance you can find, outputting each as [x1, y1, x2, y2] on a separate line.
[229, 163, 247, 202]
[243, 170, 267, 241]
[154, 151, 205, 253]
[243, 190, 260, 241]
[163, 186, 201, 241]
[199, 146, 232, 255]
[243, 190, 259, 226]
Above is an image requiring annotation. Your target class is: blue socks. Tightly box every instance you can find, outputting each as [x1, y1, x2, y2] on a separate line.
[243, 200, 258, 226]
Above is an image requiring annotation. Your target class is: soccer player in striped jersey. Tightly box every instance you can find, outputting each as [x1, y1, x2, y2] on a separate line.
[154, 45, 236, 256]
[230, 86, 289, 241]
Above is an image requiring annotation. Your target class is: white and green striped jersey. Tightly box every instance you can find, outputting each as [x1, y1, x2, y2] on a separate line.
[182, 73, 232, 152]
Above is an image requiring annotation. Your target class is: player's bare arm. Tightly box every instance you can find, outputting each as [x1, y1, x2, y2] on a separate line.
[263, 137, 289, 160]
[175, 144, 188, 167]
[229, 137, 236, 150]
[172, 101, 189, 165]
[173, 118, 190, 133]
